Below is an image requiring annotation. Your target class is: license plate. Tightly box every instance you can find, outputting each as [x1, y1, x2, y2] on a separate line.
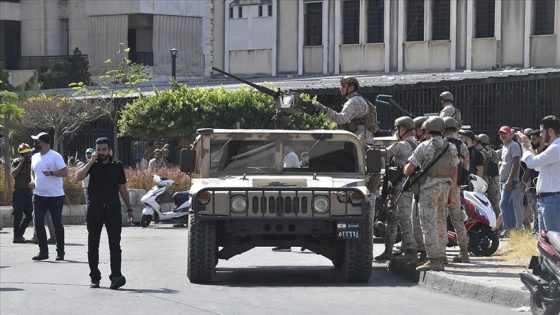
[336, 221, 361, 239]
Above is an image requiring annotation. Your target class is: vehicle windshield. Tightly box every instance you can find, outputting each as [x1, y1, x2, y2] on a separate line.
[210, 139, 359, 174]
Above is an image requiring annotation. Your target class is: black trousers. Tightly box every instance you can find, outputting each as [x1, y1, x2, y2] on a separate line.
[87, 207, 122, 282]
[33, 195, 65, 255]
[12, 190, 33, 238]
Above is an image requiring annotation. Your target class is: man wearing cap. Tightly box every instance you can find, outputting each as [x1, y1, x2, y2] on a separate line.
[29, 132, 68, 261]
[11, 143, 33, 243]
[498, 126, 522, 236]
[438, 91, 462, 128]
[518, 116, 560, 233]
[459, 130, 484, 177]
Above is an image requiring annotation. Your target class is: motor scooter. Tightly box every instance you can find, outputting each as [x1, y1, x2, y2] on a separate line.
[520, 231, 560, 315]
[140, 175, 190, 228]
[447, 174, 500, 256]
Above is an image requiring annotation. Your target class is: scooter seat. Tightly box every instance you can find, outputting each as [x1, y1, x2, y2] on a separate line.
[546, 231, 560, 253]
[173, 191, 190, 201]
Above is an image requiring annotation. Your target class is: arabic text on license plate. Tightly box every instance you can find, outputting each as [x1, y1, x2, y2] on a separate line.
[337, 221, 361, 239]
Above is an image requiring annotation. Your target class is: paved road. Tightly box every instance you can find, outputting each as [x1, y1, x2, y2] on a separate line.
[0, 225, 519, 315]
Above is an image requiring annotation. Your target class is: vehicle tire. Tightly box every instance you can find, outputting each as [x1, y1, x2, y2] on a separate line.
[530, 293, 560, 315]
[140, 215, 152, 228]
[468, 225, 499, 256]
[187, 213, 216, 284]
[342, 212, 373, 282]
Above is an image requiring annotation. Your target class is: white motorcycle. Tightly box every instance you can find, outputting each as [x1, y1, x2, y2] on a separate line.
[140, 175, 190, 228]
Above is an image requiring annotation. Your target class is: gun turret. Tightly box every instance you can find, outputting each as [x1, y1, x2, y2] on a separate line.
[211, 68, 313, 128]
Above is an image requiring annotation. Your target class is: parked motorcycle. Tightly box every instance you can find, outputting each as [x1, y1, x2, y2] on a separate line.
[447, 174, 499, 256]
[140, 175, 190, 228]
[520, 231, 560, 315]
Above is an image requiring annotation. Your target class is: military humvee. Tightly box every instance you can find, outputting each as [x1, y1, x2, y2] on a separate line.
[180, 128, 382, 283]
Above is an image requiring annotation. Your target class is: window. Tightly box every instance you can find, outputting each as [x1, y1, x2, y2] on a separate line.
[343, 0, 360, 44]
[406, 0, 425, 41]
[259, 5, 263, 17]
[367, 0, 384, 43]
[432, 0, 450, 40]
[238, 6, 243, 18]
[305, 2, 322, 46]
[534, 0, 555, 35]
[475, 0, 495, 38]
[268, 5, 272, 17]
[230, 7, 234, 19]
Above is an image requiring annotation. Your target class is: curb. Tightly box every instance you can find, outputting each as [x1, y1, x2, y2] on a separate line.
[388, 259, 530, 309]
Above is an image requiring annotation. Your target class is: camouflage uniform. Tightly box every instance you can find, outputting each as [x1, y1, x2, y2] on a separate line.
[439, 104, 462, 127]
[409, 137, 459, 259]
[385, 136, 418, 252]
[480, 146, 501, 217]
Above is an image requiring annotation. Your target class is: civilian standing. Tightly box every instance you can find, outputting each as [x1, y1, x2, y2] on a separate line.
[498, 126, 522, 236]
[76, 137, 133, 289]
[29, 132, 68, 261]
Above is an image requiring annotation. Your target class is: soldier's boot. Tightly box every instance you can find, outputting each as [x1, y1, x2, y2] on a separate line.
[416, 250, 428, 266]
[416, 258, 444, 272]
[394, 249, 418, 263]
[374, 242, 394, 261]
[452, 245, 470, 263]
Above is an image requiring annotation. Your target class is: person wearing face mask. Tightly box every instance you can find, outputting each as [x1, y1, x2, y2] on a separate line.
[10, 143, 34, 243]
[29, 132, 68, 261]
[518, 115, 560, 233]
[76, 137, 134, 289]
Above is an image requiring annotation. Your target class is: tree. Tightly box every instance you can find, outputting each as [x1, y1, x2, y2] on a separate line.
[118, 83, 336, 142]
[71, 43, 151, 160]
[18, 93, 106, 155]
[0, 82, 23, 204]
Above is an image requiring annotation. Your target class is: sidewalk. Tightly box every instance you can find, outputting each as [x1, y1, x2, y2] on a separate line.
[384, 240, 531, 309]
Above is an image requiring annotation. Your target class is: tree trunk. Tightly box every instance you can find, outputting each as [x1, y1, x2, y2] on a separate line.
[2, 114, 12, 205]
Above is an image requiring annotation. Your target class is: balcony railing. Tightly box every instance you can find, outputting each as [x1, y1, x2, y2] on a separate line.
[16, 55, 88, 71]
[129, 52, 154, 66]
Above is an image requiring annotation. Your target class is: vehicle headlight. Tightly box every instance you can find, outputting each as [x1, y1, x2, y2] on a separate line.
[230, 195, 247, 214]
[313, 196, 330, 214]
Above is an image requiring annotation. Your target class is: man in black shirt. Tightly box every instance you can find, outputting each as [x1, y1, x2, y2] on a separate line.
[76, 137, 133, 290]
[459, 130, 484, 177]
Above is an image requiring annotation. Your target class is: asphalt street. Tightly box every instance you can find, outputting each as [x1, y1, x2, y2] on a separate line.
[1, 224, 520, 315]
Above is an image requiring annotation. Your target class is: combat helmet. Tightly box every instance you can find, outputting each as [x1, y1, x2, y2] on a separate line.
[477, 134, 490, 145]
[340, 76, 359, 90]
[413, 116, 428, 127]
[442, 116, 458, 131]
[422, 116, 445, 134]
[440, 91, 454, 102]
[394, 116, 415, 130]
[18, 143, 32, 154]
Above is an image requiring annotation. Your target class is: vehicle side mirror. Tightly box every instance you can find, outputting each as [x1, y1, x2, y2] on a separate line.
[180, 148, 196, 173]
[366, 148, 382, 174]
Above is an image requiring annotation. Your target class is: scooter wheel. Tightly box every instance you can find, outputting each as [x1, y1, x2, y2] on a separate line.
[141, 215, 153, 228]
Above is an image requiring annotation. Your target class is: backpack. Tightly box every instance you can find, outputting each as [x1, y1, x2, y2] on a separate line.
[483, 147, 500, 177]
[445, 137, 470, 186]
[364, 98, 379, 134]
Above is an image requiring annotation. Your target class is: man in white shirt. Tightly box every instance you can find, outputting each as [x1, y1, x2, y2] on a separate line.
[29, 132, 68, 261]
[283, 143, 300, 168]
[518, 115, 560, 233]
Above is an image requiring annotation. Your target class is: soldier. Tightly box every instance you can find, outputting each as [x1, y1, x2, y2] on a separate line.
[476, 134, 502, 226]
[313, 76, 379, 205]
[11, 143, 34, 243]
[442, 117, 470, 263]
[404, 116, 459, 271]
[438, 91, 462, 128]
[411, 116, 428, 262]
[413, 116, 428, 143]
[374, 117, 418, 262]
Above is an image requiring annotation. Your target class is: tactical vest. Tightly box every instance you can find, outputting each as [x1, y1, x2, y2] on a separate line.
[340, 94, 378, 134]
[426, 140, 455, 178]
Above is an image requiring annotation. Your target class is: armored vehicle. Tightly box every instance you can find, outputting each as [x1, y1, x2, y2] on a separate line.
[180, 128, 382, 283]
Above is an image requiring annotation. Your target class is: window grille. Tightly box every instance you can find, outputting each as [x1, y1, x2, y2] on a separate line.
[407, 0, 425, 41]
[343, 0, 360, 44]
[534, 0, 555, 35]
[305, 3, 322, 46]
[475, 0, 495, 38]
[432, 0, 450, 40]
[367, 0, 384, 43]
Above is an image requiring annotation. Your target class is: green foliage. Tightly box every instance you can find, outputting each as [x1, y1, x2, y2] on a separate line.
[118, 85, 336, 141]
[0, 63, 13, 91]
[22, 47, 91, 90]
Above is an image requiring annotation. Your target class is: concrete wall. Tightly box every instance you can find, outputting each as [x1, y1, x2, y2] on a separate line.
[8, 70, 34, 87]
[303, 46, 323, 74]
[472, 38, 497, 70]
[404, 40, 451, 71]
[531, 35, 558, 67]
[85, 0, 205, 17]
[0, 2, 22, 21]
[229, 49, 271, 74]
[20, 0, 67, 56]
[500, 0, 524, 67]
[340, 44, 385, 73]
[68, 0, 89, 54]
[277, 0, 298, 74]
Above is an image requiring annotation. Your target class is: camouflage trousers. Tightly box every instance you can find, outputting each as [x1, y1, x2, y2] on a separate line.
[418, 182, 451, 258]
[447, 185, 468, 248]
[386, 186, 416, 250]
[411, 195, 425, 251]
[527, 190, 539, 233]
[484, 175, 501, 217]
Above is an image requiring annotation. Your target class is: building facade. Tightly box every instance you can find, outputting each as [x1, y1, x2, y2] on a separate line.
[1, 0, 559, 82]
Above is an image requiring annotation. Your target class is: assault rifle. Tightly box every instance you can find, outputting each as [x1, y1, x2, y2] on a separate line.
[374, 94, 417, 118]
[211, 67, 315, 128]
